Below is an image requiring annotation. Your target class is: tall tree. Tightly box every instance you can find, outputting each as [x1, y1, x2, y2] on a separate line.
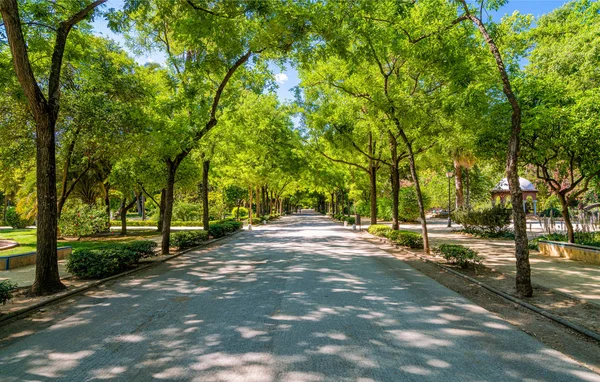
[0, 0, 106, 295]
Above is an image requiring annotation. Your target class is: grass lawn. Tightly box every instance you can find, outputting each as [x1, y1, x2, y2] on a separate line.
[0, 229, 160, 257]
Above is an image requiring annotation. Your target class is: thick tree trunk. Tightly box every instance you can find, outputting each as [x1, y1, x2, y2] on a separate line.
[161, 162, 177, 255]
[102, 181, 111, 225]
[120, 194, 138, 236]
[465, 168, 470, 210]
[454, 160, 464, 209]
[398, 130, 429, 253]
[31, 117, 64, 295]
[368, 132, 378, 225]
[202, 159, 210, 231]
[558, 193, 575, 243]
[463, 7, 532, 297]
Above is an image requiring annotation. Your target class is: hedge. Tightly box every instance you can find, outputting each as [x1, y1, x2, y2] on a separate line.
[434, 244, 482, 268]
[209, 220, 242, 238]
[170, 230, 209, 249]
[367, 224, 393, 237]
[387, 230, 424, 249]
[67, 246, 140, 279]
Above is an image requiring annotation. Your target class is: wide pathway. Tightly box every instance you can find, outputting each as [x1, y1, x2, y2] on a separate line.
[0, 212, 598, 381]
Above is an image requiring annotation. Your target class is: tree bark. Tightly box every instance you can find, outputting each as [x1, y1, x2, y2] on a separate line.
[460, 5, 532, 297]
[389, 133, 400, 230]
[256, 186, 261, 219]
[102, 181, 111, 226]
[161, 161, 177, 255]
[158, 188, 166, 233]
[465, 168, 470, 210]
[557, 193, 575, 243]
[119, 194, 139, 236]
[398, 129, 429, 253]
[248, 187, 253, 224]
[368, 132, 378, 225]
[454, 160, 464, 209]
[202, 159, 210, 231]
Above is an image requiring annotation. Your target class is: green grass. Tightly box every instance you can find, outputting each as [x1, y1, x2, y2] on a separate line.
[0, 229, 159, 257]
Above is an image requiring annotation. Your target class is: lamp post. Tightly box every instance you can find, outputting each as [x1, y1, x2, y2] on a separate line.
[446, 171, 454, 227]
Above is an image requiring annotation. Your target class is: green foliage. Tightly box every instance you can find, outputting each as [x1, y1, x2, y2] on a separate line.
[66, 247, 139, 279]
[59, 202, 109, 238]
[398, 187, 427, 222]
[172, 201, 202, 222]
[5, 207, 29, 229]
[170, 230, 209, 249]
[452, 206, 512, 234]
[387, 230, 424, 249]
[209, 220, 243, 238]
[122, 240, 157, 258]
[367, 224, 393, 237]
[0, 280, 18, 305]
[434, 244, 482, 269]
[231, 207, 248, 218]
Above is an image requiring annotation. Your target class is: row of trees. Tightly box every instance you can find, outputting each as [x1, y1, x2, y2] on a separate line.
[1, 0, 599, 298]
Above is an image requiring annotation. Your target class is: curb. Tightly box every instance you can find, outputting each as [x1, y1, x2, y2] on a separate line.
[0, 229, 244, 324]
[360, 230, 600, 344]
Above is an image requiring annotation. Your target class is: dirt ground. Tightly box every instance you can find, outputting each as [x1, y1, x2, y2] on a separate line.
[362, 234, 600, 374]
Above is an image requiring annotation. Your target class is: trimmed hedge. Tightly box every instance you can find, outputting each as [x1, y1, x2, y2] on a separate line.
[110, 220, 207, 227]
[123, 240, 158, 258]
[209, 220, 242, 238]
[368, 225, 424, 249]
[434, 244, 482, 268]
[170, 230, 209, 249]
[387, 230, 424, 249]
[367, 224, 393, 237]
[67, 247, 140, 279]
[332, 214, 356, 225]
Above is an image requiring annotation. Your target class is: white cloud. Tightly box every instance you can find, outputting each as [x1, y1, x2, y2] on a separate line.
[146, 58, 155, 63]
[274, 73, 288, 84]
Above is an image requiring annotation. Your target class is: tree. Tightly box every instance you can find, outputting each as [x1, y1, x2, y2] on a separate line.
[0, 0, 106, 295]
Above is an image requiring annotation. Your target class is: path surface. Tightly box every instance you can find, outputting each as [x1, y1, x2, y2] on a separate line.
[0, 212, 597, 381]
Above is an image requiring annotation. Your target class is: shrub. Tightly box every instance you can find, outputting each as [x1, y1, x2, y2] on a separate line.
[231, 207, 248, 218]
[0, 280, 17, 305]
[452, 206, 511, 234]
[59, 202, 109, 237]
[123, 240, 158, 258]
[345, 216, 356, 225]
[172, 201, 202, 222]
[387, 230, 424, 249]
[368, 224, 393, 237]
[5, 207, 29, 229]
[209, 220, 242, 238]
[67, 247, 139, 279]
[170, 230, 209, 248]
[434, 244, 482, 269]
[398, 187, 427, 222]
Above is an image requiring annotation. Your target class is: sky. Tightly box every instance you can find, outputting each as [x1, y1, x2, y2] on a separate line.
[91, 0, 570, 104]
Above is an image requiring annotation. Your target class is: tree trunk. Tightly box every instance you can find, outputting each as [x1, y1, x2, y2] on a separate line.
[398, 130, 429, 253]
[389, 134, 399, 230]
[31, 117, 64, 295]
[454, 160, 464, 209]
[256, 186, 261, 219]
[202, 159, 210, 232]
[158, 188, 166, 233]
[558, 193, 575, 243]
[102, 181, 111, 226]
[368, 132, 378, 225]
[161, 161, 177, 255]
[120, 198, 127, 236]
[248, 187, 253, 224]
[465, 168, 470, 210]
[462, 7, 532, 297]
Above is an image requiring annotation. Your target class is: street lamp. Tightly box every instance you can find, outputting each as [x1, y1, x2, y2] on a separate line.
[446, 171, 454, 227]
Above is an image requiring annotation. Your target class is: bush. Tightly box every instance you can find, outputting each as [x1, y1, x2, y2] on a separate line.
[5, 207, 29, 229]
[345, 216, 355, 225]
[170, 230, 209, 248]
[122, 240, 158, 258]
[231, 207, 248, 218]
[0, 280, 17, 305]
[368, 224, 393, 237]
[398, 187, 426, 222]
[59, 202, 109, 237]
[452, 206, 511, 235]
[209, 220, 242, 238]
[66, 247, 139, 279]
[172, 201, 202, 222]
[434, 244, 482, 269]
[387, 230, 424, 249]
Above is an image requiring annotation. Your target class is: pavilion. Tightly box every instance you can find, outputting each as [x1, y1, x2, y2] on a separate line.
[491, 177, 538, 215]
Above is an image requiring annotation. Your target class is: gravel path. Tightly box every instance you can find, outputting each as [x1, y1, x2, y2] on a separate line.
[0, 212, 597, 381]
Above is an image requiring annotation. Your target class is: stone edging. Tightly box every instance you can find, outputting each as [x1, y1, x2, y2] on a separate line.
[0, 229, 244, 324]
[360, 230, 600, 344]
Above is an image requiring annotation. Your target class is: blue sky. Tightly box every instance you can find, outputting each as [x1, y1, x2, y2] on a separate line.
[91, 1, 570, 103]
